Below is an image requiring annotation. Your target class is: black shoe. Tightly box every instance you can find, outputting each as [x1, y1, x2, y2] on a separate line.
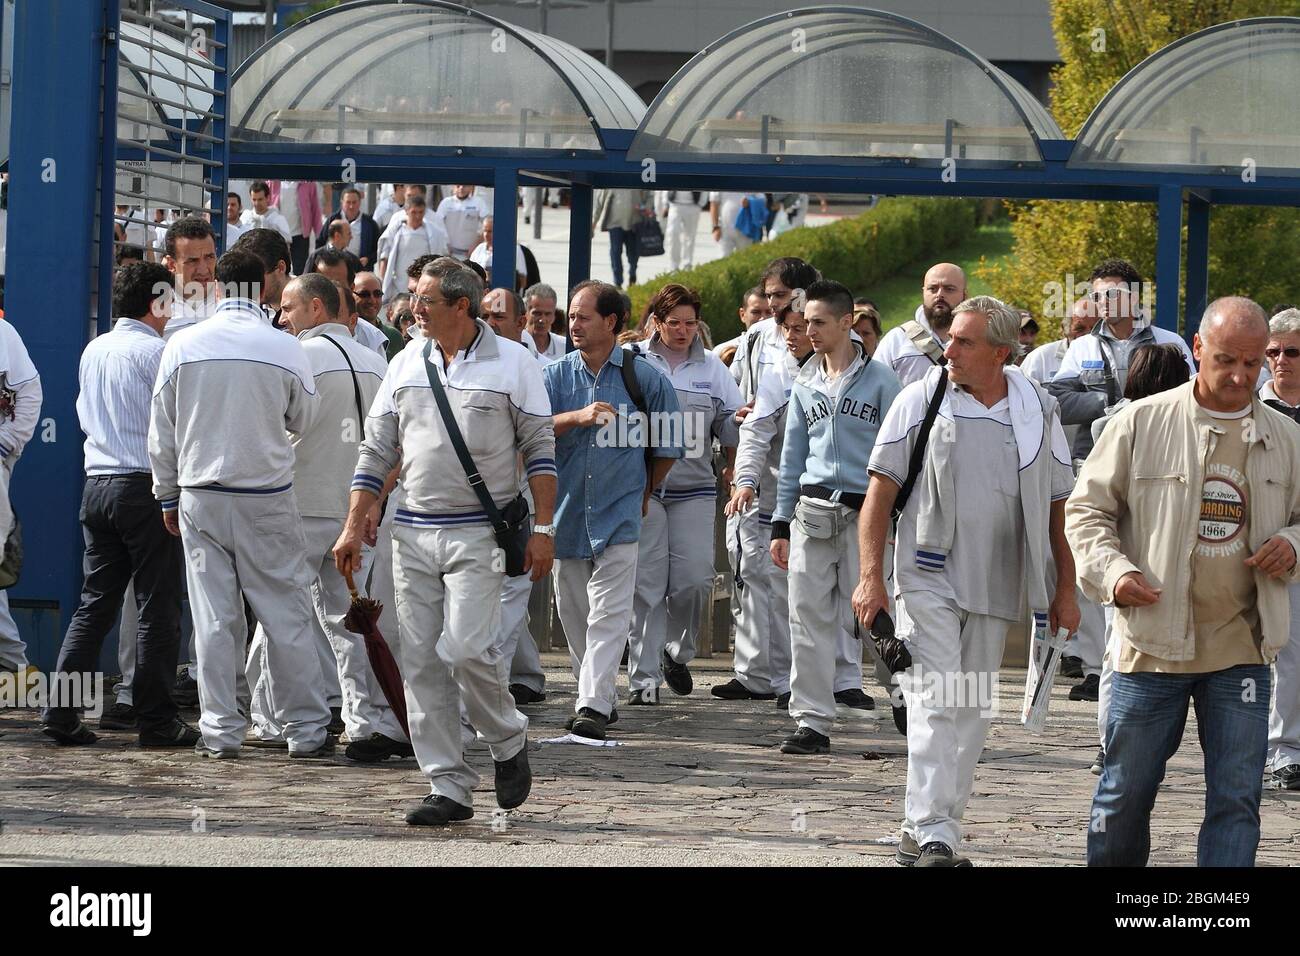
[41, 720, 98, 746]
[509, 684, 546, 706]
[405, 794, 474, 826]
[345, 732, 414, 763]
[569, 707, 608, 740]
[172, 671, 199, 707]
[565, 707, 618, 731]
[289, 736, 337, 760]
[1272, 764, 1300, 791]
[780, 726, 830, 755]
[139, 719, 200, 748]
[98, 701, 138, 731]
[1091, 749, 1105, 776]
[627, 687, 659, 705]
[494, 745, 532, 809]
[327, 707, 345, 735]
[915, 841, 968, 867]
[896, 831, 921, 866]
[662, 652, 693, 696]
[775, 692, 790, 711]
[1069, 673, 1100, 702]
[1059, 655, 1084, 679]
[711, 678, 776, 701]
[892, 703, 908, 736]
[834, 688, 876, 711]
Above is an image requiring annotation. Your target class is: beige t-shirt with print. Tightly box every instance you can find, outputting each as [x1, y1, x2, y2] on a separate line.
[1118, 402, 1264, 673]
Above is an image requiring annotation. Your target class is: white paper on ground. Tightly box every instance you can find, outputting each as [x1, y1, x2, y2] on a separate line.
[539, 733, 624, 747]
[872, 835, 902, 846]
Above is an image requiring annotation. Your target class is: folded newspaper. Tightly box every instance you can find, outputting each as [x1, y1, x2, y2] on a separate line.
[1021, 621, 1071, 733]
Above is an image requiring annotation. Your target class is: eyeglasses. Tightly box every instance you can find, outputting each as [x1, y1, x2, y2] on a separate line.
[1089, 288, 1130, 303]
[409, 293, 443, 309]
[354, 290, 382, 299]
[661, 319, 699, 331]
[1266, 347, 1300, 359]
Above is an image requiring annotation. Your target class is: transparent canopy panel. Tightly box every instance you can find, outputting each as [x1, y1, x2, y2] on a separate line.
[630, 7, 1060, 166]
[1070, 17, 1300, 174]
[230, 0, 644, 151]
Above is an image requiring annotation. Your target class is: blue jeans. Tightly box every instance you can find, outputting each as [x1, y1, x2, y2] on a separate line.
[608, 227, 638, 287]
[1088, 663, 1270, 867]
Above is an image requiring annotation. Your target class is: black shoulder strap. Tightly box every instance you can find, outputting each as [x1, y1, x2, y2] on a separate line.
[421, 340, 506, 532]
[893, 367, 949, 519]
[1095, 336, 1120, 405]
[745, 328, 763, 397]
[620, 348, 647, 415]
[318, 333, 366, 439]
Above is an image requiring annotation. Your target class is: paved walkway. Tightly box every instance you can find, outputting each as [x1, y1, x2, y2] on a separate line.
[2, 655, 1296, 866]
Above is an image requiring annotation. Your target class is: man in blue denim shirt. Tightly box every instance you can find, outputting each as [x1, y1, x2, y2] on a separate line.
[544, 280, 683, 740]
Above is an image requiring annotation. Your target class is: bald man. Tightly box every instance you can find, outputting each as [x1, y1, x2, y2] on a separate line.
[1069, 297, 1300, 866]
[871, 263, 966, 387]
[480, 287, 550, 705]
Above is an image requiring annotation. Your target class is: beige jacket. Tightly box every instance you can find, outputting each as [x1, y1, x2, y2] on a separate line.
[1066, 380, 1300, 664]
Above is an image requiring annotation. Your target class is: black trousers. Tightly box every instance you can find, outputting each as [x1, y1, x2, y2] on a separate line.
[47, 474, 183, 734]
[291, 235, 310, 276]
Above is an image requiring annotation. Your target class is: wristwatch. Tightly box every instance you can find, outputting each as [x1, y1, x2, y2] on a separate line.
[532, 523, 556, 537]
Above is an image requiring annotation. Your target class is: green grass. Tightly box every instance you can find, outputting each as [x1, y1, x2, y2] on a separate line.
[860, 222, 1016, 331]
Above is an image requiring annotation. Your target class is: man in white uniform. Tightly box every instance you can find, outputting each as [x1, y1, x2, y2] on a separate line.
[709, 191, 755, 257]
[149, 249, 332, 759]
[379, 195, 449, 301]
[480, 287, 550, 704]
[338, 258, 555, 826]
[433, 184, 490, 259]
[523, 283, 568, 365]
[239, 180, 292, 248]
[1021, 296, 1109, 696]
[243, 274, 411, 761]
[872, 263, 967, 388]
[855, 295, 1079, 867]
[656, 190, 708, 271]
[0, 317, 42, 690]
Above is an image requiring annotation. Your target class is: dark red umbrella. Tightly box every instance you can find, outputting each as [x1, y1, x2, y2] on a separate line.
[342, 568, 409, 738]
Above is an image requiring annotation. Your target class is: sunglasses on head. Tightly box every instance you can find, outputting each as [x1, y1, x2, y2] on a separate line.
[1266, 346, 1300, 359]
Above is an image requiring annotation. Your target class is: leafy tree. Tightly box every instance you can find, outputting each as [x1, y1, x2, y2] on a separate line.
[977, 0, 1300, 336]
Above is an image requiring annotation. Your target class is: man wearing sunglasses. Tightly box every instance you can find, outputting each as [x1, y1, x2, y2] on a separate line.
[352, 272, 403, 361]
[1047, 258, 1195, 462]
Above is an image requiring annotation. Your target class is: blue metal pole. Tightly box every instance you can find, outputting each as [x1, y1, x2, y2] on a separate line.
[1184, 193, 1210, 339]
[96, 0, 121, 335]
[567, 183, 593, 298]
[7, 0, 109, 669]
[1154, 184, 1183, 335]
[491, 166, 518, 292]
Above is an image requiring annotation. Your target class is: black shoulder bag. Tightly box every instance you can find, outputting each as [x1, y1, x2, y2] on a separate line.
[891, 367, 948, 523]
[422, 341, 531, 576]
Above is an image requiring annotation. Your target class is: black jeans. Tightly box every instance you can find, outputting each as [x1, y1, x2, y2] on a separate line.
[291, 235, 310, 276]
[46, 474, 183, 734]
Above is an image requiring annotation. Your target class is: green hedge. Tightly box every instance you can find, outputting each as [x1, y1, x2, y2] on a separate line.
[628, 196, 984, 344]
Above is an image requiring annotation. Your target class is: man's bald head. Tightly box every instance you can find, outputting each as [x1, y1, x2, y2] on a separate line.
[1193, 296, 1269, 412]
[1200, 296, 1269, 343]
[921, 263, 968, 334]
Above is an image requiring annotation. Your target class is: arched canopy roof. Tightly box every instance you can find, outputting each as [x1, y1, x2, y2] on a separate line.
[118, 19, 216, 142]
[1069, 17, 1300, 175]
[230, 0, 645, 152]
[629, 6, 1062, 168]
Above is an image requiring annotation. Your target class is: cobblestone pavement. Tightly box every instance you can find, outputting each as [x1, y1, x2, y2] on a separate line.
[2, 656, 1297, 866]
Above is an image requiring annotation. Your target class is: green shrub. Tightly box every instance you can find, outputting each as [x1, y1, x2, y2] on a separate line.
[628, 197, 983, 343]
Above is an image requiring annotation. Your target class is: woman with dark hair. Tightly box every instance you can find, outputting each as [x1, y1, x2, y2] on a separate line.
[1087, 341, 1192, 777]
[626, 283, 744, 704]
[1090, 344, 1191, 445]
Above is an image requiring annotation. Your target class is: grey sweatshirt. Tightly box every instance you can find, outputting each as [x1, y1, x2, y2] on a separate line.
[149, 297, 318, 509]
[352, 319, 556, 527]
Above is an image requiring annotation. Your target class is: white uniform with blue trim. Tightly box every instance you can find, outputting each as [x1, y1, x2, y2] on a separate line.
[148, 297, 330, 754]
[627, 333, 742, 694]
[352, 320, 555, 808]
[870, 366, 1073, 851]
